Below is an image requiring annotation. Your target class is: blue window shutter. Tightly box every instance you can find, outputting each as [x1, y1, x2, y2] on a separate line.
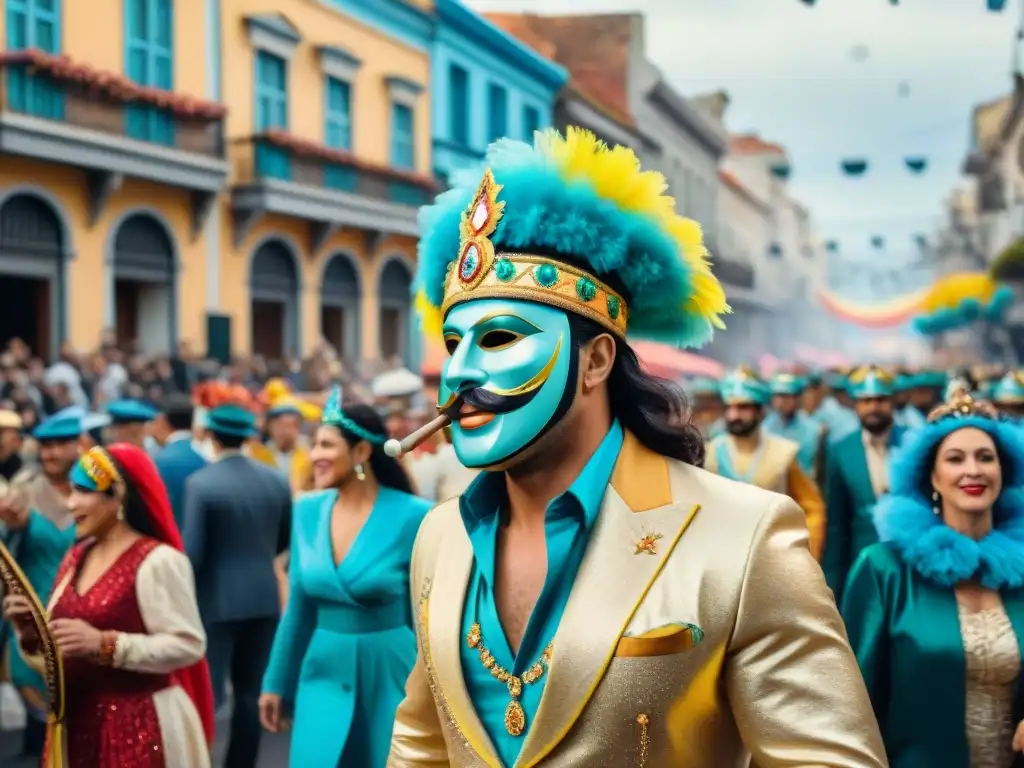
[391, 103, 414, 169]
[253, 50, 290, 180]
[124, 0, 174, 145]
[324, 76, 351, 150]
[523, 105, 540, 141]
[487, 84, 507, 142]
[6, 0, 64, 119]
[448, 65, 468, 145]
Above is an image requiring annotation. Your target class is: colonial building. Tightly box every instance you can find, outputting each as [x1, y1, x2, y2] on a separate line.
[431, 0, 566, 187]
[0, 0, 434, 369]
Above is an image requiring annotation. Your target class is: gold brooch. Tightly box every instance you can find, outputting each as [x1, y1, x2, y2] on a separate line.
[634, 532, 663, 556]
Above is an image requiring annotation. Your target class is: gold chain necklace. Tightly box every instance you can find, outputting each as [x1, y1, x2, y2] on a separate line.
[466, 622, 553, 737]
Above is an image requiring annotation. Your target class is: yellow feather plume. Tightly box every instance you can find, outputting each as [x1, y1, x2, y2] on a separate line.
[539, 127, 729, 326]
[416, 289, 444, 340]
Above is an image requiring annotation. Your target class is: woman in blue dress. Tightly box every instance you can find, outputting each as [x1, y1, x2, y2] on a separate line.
[259, 389, 431, 766]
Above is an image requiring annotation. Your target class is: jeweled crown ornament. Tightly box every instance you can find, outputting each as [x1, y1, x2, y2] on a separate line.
[441, 168, 630, 339]
[927, 380, 997, 423]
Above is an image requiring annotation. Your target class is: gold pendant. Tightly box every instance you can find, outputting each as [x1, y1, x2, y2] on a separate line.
[504, 698, 526, 736]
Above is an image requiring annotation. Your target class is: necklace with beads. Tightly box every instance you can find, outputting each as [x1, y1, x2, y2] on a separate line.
[466, 622, 553, 737]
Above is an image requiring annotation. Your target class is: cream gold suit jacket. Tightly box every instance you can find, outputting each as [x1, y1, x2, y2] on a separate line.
[388, 432, 886, 768]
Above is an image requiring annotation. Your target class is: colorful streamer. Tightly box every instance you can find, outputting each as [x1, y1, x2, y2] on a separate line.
[912, 273, 1014, 335]
[816, 286, 930, 328]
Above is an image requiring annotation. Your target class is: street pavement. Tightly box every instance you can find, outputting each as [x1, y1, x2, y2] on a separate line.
[0, 716, 292, 767]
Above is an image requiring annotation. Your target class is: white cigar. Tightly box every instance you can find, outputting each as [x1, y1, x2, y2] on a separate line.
[384, 412, 453, 458]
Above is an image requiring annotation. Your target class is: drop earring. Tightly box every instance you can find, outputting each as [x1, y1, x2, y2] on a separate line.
[932, 490, 941, 516]
[355, 464, 366, 482]
[116, 504, 125, 521]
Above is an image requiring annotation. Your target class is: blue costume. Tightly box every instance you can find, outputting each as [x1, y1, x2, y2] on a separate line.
[762, 372, 823, 475]
[261, 390, 430, 767]
[842, 387, 1024, 766]
[822, 367, 905, 600]
[991, 371, 1024, 423]
[153, 436, 209, 529]
[892, 374, 927, 431]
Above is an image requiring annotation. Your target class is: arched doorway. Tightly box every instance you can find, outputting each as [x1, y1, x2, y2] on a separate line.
[321, 252, 360, 363]
[250, 239, 299, 360]
[0, 193, 66, 360]
[379, 258, 412, 364]
[112, 213, 176, 353]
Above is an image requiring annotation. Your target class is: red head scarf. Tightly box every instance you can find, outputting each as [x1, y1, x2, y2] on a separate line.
[105, 443, 216, 745]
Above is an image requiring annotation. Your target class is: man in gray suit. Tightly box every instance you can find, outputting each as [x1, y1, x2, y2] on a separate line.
[181, 403, 291, 768]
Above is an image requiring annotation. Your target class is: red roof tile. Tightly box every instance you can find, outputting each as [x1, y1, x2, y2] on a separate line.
[730, 133, 786, 156]
[0, 49, 226, 119]
[257, 130, 438, 190]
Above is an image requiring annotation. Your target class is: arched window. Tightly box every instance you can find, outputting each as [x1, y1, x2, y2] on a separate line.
[112, 213, 176, 352]
[378, 259, 411, 363]
[250, 239, 299, 360]
[321, 252, 360, 362]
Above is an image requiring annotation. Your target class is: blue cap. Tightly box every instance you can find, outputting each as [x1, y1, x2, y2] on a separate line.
[914, 370, 948, 390]
[206, 404, 258, 438]
[33, 406, 83, 441]
[719, 367, 771, 406]
[847, 365, 894, 399]
[825, 370, 848, 390]
[769, 372, 806, 396]
[992, 372, 1024, 405]
[686, 376, 722, 398]
[107, 399, 159, 424]
[81, 412, 112, 432]
[893, 373, 914, 392]
[266, 402, 302, 418]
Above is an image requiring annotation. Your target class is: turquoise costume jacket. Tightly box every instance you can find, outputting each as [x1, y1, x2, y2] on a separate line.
[822, 425, 905, 600]
[895, 405, 926, 431]
[843, 544, 1024, 767]
[261, 487, 430, 767]
[459, 422, 623, 767]
[5, 513, 74, 697]
[762, 411, 822, 475]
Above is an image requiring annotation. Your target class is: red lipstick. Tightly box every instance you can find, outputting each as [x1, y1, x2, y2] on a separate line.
[961, 485, 986, 497]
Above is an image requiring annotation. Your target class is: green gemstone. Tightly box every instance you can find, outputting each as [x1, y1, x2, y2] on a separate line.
[534, 263, 559, 288]
[576, 277, 597, 302]
[607, 294, 621, 319]
[495, 258, 516, 282]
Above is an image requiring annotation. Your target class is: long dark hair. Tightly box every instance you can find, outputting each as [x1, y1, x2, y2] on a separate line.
[568, 313, 705, 466]
[332, 404, 414, 494]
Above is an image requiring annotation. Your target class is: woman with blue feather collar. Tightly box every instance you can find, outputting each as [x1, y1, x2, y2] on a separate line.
[842, 382, 1024, 767]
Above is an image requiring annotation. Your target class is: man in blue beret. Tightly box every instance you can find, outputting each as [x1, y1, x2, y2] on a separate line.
[822, 365, 907, 601]
[106, 399, 158, 449]
[762, 372, 826, 481]
[181, 403, 291, 768]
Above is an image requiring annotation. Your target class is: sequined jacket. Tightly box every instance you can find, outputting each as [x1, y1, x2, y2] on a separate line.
[387, 431, 887, 768]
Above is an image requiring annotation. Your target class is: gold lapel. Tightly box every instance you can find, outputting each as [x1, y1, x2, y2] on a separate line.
[515, 436, 699, 767]
[427, 523, 501, 767]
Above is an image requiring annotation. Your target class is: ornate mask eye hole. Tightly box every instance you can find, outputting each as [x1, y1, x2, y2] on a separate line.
[477, 330, 524, 352]
[444, 334, 462, 356]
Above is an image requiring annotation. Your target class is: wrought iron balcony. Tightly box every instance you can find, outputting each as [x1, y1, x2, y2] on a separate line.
[230, 133, 438, 251]
[0, 50, 228, 233]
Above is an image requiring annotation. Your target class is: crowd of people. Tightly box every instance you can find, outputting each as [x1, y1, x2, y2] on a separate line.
[4, 127, 1024, 768]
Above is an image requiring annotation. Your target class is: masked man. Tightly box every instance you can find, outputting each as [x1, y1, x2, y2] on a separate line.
[990, 371, 1024, 422]
[762, 371, 825, 481]
[822, 365, 906, 600]
[387, 129, 884, 767]
[704, 368, 825, 559]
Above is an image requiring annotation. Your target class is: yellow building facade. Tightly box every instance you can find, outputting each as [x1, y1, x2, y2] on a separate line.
[0, 0, 434, 368]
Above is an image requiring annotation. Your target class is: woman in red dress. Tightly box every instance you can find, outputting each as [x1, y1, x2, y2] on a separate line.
[2, 443, 215, 767]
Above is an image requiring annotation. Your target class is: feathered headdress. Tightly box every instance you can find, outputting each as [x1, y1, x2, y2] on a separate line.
[414, 127, 729, 348]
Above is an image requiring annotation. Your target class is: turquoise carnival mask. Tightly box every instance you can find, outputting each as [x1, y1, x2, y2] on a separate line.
[414, 128, 730, 469]
[439, 300, 574, 469]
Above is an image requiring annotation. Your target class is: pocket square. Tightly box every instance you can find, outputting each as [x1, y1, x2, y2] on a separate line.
[615, 622, 703, 657]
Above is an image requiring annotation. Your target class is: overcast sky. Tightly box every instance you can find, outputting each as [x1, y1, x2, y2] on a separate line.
[468, 0, 1017, 299]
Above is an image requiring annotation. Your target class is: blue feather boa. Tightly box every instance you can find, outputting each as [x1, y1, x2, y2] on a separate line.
[873, 415, 1024, 589]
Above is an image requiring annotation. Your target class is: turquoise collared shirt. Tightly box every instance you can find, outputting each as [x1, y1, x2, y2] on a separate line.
[459, 420, 624, 766]
[762, 411, 821, 473]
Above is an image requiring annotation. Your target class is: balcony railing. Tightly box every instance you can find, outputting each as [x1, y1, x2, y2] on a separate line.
[247, 134, 435, 208]
[1, 58, 225, 158]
